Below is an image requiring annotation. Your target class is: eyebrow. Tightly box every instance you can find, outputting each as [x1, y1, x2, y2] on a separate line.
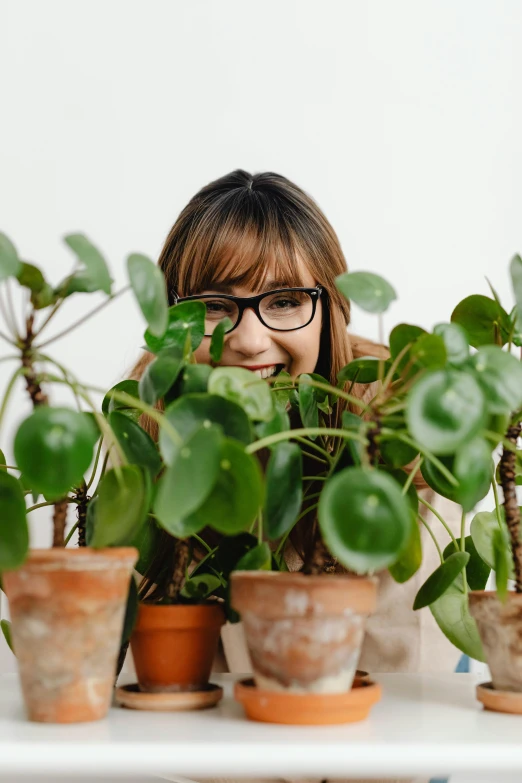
[205, 278, 293, 294]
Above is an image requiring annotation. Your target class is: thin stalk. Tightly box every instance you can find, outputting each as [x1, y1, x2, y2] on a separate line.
[0, 331, 16, 346]
[275, 502, 320, 557]
[246, 427, 366, 455]
[296, 377, 370, 414]
[303, 476, 328, 481]
[33, 266, 81, 337]
[35, 286, 130, 348]
[387, 431, 458, 487]
[0, 366, 27, 435]
[1, 465, 21, 471]
[85, 438, 104, 491]
[257, 511, 263, 544]
[5, 279, 21, 339]
[0, 288, 17, 338]
[299, 450, 329, 466]
[64, 521, 79, 546]
[0, 355, 18, 364]
[374, 343, 411, 402]
[418, 513, 443, 563]
[460, 509, 466, 552]
[294, 436, 332, 464]
[377, 313, 385, 384]
[418, 496, 458, 547]
[402, 456, 423, 496]
[492, 475, 503, 530]
[192, 533, 212, 554]
[27, 499, 77, 513]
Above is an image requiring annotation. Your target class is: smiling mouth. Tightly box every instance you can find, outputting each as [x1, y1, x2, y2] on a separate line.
[241, 363, 285, 379]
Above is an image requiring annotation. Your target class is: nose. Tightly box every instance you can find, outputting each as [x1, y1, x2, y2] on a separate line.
[226, 308, 272, 357]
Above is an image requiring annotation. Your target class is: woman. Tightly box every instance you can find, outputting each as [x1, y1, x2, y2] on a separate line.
[130, 169, 461, 783]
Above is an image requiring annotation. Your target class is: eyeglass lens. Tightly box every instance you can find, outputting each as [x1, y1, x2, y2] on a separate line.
[199, 290, 315, 335]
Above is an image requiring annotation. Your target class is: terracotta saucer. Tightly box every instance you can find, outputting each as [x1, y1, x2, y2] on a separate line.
[115, 682, 223, 711]
[477, 681, 522, 714]
[234, 677, 381, 725]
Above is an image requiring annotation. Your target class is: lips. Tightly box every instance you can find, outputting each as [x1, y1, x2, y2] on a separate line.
[230, 363, 285, 379]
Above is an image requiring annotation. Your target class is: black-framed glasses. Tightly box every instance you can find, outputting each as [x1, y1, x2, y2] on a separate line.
[171, 286, 323, 337]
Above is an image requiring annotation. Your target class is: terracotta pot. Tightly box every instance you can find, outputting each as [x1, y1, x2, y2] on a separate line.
[3, 547, 138, 723]
[130, 602, 225, 692]
[469, 590, 522, 692]
[230, 571, 377, 694]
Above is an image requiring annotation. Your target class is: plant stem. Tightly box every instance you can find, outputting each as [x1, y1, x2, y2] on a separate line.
[302, 476, 328, 482]
[387, 431, 458, 487]
[498, 422, 522, 592]
[64, 521, 79, 546]
[296, 377, 370, 414]
[418, 513, 443, 563]
[492, 474, 503, 530]
[166, 538, 189, 602]
[35, 286, 130, 348]
[418, 497, 458, 547]
[293, 436, 332, 464]
[52, 499, 69, 548]
[0, 287, 18, 339]
[257, 511, 263, 544]
[0, 331, 16, 346]
[460, 509, 466, 552]
[192, 533, 212, 554]
[85, 438, 104, 491]
[275, 502, 320, 557]
[247, 427, 366, 455]
[27, 499, 77, 513]
[5, 279, 21, 339]
[402, 456, 423, 496]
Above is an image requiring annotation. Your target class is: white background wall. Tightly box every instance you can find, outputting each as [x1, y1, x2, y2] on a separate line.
[1, 0, 521, 672]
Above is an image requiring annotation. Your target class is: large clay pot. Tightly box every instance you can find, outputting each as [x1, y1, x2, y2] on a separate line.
[230, 571, 377, 694]
[3, 547, 137, 723]
[130, 602, 225, 692]
[469, 590, 522, 692]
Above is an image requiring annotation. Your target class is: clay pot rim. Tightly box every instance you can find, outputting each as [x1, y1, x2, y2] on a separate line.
[231, 571, 378, 585]
[469, 589, 522, 602]
[135, 601, 226, 631]
[22, 547, 138, 561]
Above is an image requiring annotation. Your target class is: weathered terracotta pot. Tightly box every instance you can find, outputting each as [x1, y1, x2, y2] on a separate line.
[130, 602, 225, 692]
[469, 590, 522, 692]
[3, 547, 138, 723]
[230, 571, 377, 694]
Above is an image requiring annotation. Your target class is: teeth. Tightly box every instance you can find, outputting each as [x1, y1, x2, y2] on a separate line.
[254, 366, 278, 379]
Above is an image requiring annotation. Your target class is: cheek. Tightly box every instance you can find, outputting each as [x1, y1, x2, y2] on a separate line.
[281, 314, 322, 376]
[194, 339, 212, 365]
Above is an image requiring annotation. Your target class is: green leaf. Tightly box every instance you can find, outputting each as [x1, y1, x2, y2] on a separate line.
[413, 552, 469, 610]
[102, 380, 141, 422]
[16, 262, 47, 293]
[389, 324, 426, 370]
[493, 527, 510, 602]
[160, 393, 253, 466]
[127, 253, 168, 338]
[453, 437, 492, 512]
[264, 442, 303, 541]
[154, 425, 222, 536]
[0, 471, 29, 571]
[472, 344, 522, 415]
[336, 271, 397, 314]
[298, 374, 318, 432]
[90, 466, 149, 548]
[209, 318, 232, 363]
[208, 367, 274, 422]
[130, 515, 163, 575]
[451, 294, 510, 348]
[0, 232, 21, 281]
[389, 512, 422, 584]
[380, 433, 419, 469]
[0, 449, 5, 466]
[144, 301, 205, 354]
[442, 536, 491, 591]
[319, 468, 410, 573]
[121, 576, 139, 646]
[382, 467, 419, 514]
[510, 254, 522, 330]
[63, 233, 112, 295]
[421, 455, 459, 501]
[470, 509, 512, 575]
[235, 542, 272, 571]
[337, 357, 391, 385]
[272, 371, 297, 411]
[410, 333, 447, 369]
[181, 439, 263, 536]
[430, 578, 485, 661]
[433, 322, 470, 365]
[406, 369, 487, 455]
[14, 408, 99, 498]
[180, 573, 223, 601]
[178, 364, 212, 395]
[0, 619, 14, 653]
[138, 347, 184, 405]
[108, 412, 162, 479]
[255, 407, 290, 439]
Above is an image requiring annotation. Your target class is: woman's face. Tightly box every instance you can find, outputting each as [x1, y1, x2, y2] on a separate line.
[193, 260, 323, 379]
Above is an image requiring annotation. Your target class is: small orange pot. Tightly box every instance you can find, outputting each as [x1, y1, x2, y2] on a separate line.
[230, 571, 377, 694]
[130, 602, 225, 692]
[3, 547, 137, 723]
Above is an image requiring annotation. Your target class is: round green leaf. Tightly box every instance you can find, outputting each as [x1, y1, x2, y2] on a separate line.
[413, 552, 469, 610]
[208, 367, 274, 422]
[337, 357, 390, 385]
[421, 455, 459, 501]
[127, 253, 168, 338]
[255, 407, 290, 439]
[160, 394, 253, 466]
[389, 512, 422, 584]
[63, 233, 112, 295]
[443, 536, 491, 592]
[144, 301, 205, 354]
[298, 374, 319, 432]
[470, 509, 514, 577]
[406, 370, 487, 455]
[16, 262, 46, 293]
[178, 364, 212, 395]
[264, 442, 303, 541]
[319, 468, 410, 573]
[180, 573, 224, 601]
[335, 271, 397, 314]
[154, 425, 223, 536]
[102, 380, 141, 421]
[209, 318, 233, 364]
[108, 411, 162, 479]
[410, 333, 447, 369]
[433, 322, 469, 365]
[14, 408, 99, 498]
[0, 232, 21, 281]
[380, 435, 418, 469]
[235, 542, 272, 571]
[181, 439, 264, 536]
[382, 467, 419, 514]
[453, 437, 492, 512]
[430, 578, 485, 661]
[451, 294, 510, 348]
[472, 344, 522, 415]
[138, 347, 184, 405]
[389, 324, 426, 368]
[0, 471, 29, 571]
[90, 465, 149, 548]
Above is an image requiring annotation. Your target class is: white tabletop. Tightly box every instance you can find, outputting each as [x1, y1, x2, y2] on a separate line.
[0, 671, 521, 780]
